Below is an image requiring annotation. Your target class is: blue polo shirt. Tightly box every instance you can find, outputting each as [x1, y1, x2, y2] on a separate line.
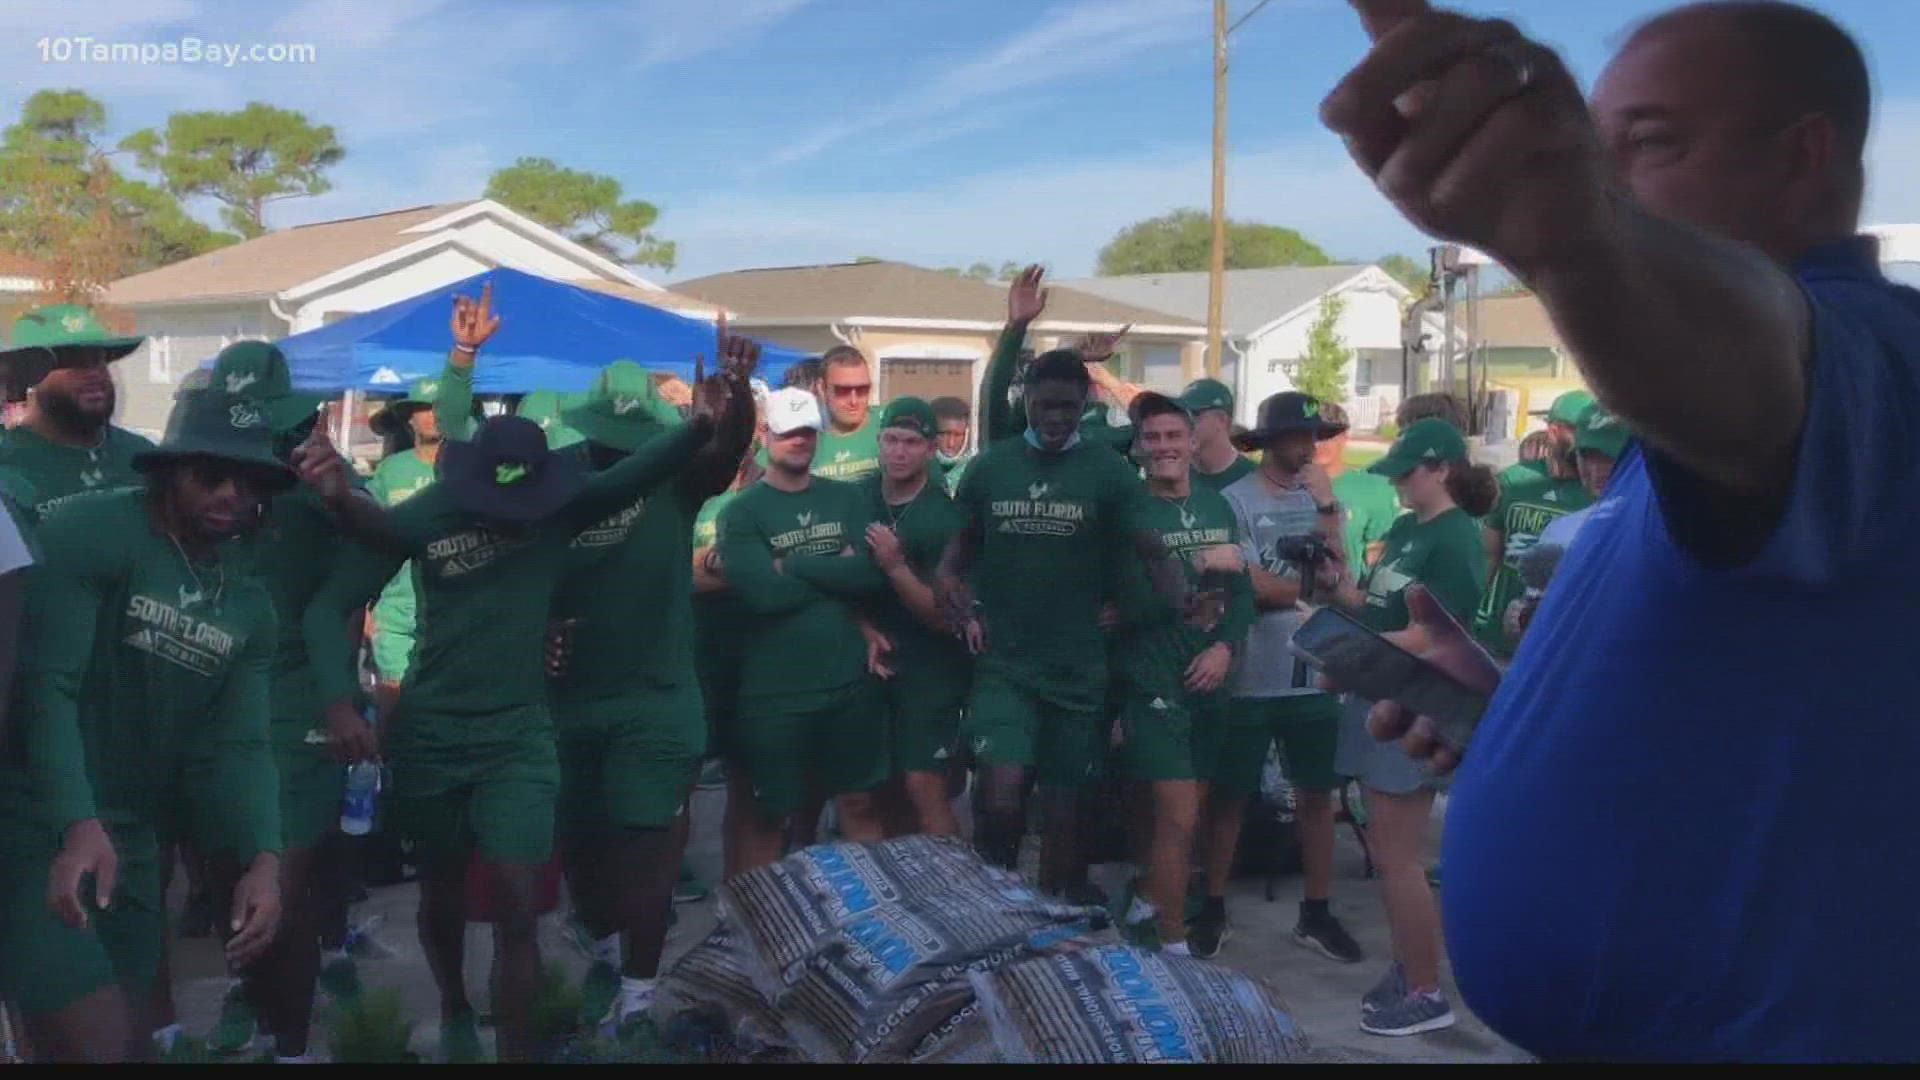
[1442, 238, 1920, 1063]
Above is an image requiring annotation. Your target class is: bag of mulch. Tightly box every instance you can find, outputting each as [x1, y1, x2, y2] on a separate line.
[902, 998, 1001, 1064]
[969, 943, 1312, 1064]
[717, 835, 1107, 1063]
[651, 926, 800, 1063]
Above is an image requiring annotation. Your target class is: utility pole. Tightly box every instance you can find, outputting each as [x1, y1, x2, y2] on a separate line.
[1206, 0, 1228, 380]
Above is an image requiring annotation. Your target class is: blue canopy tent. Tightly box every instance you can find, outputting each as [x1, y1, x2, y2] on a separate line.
[276, 266, 806, 393]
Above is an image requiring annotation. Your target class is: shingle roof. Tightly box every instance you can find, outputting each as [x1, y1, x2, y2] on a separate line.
[567, 277, 721, 317]
[104, 202, 473, 306]
[1057, 265, 1376, 337]
[673, 260, 1200, 329]
[1469, 294, 1561, 349]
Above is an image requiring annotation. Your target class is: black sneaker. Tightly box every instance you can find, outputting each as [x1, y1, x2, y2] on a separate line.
[1294, 904, 1364, 964]
[1187, 898, 1230, 960]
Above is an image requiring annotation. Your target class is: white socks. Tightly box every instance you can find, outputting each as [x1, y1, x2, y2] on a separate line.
[1126, 896, 1157, 925]
[616, 977, 657, 1021]
[152, 1023, 183, 1054]
[1164, 941, 1192, 957]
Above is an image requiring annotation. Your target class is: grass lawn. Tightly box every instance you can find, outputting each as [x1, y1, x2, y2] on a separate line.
[1342, 443, 1385, 469]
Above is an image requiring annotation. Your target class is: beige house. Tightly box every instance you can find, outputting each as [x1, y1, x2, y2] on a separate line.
[673, 261, 1205, 407]
[101, 199, 703, 439]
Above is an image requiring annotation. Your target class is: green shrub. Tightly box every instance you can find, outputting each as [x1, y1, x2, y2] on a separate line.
[1375, 420, 1399, 440]
[328, 987, 419, 1064]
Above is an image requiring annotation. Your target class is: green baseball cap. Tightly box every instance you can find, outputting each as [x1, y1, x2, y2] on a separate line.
[517, 389, 587, 449]
[204, 340, 325, 435]
[879, 396, 936, 439]
[1177, 378, 1234, 417]
[563, 361, 684, 453]
[0, 304, 144, 366]
[1545, 389, 1596, 427]
[369, 376, 446, 436]
[1368, 417, 1469, 479]
[133, 389, 298, 489]
[1573, 406, 1629, 459]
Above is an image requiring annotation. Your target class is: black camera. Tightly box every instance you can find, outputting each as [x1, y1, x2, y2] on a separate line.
[1273, 534, 1337, 573]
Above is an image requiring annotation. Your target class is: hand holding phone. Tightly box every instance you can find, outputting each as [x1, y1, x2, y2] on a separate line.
[1289, 586, 1501, 770]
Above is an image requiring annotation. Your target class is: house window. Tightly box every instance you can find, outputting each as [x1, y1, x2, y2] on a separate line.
[145, 336, 173, 383]
[1355, 354, 1373, 397]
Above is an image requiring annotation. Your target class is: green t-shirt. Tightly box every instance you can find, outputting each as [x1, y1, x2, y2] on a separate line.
[1113, 488, 1254, 699]
[1472, 468, 1592, 655]
[1331, 469, 1403, 581]
[717, 478, 884, 700]
[863, 473, 970, 683]
[304, 423, 708, 721]
[1077, 402, 1137, 455]
[363, 449, 437, 668]
[550, 468, 708, 723]
[251, 485, 346, 735]
[954, 435, 1145, 711]
[1192, 455, 1255, 494]
[1, 489, 279, 859]
[1358, 507, 1487, 636]
[0, 425, 154, 523]
[812, 422, 881, 483]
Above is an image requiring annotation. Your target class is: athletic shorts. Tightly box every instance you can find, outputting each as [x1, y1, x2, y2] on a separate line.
[556, 682, 705, 836]
[1119, 690, 1226, 783]
[384, 707, 560, 870]
[0, 817, 164, 1017]
[274, 724, 345, 852]
[963, 667, 1104, 789]
[1336, 694, 1446, 797]
[729, 682, 889, 817]
[1214, 694, 1343, 799]
[882, 664, 969, 775]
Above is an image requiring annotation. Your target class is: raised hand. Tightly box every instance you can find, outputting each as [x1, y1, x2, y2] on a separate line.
[714, 310, 760, 384]
[1078, 323, 1132, 367]
[688, 352, 734, 426]
[293, 422, 349, 506]
[451, 279, 502, 353]
[1007, 265, 1049, 325]
[1324, 0, 1609, 272]
[47, 819, 117, 929]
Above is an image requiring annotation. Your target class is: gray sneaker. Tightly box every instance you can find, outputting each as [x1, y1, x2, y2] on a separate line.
[1361, 962, 1406, 1014]
[1360, 989, 1455, 1037]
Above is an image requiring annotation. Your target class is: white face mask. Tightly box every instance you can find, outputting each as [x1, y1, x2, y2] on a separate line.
[1024, 427, 1081, 453]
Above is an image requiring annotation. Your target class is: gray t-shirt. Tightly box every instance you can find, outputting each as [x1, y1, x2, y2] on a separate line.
[1222, 470, 1324, 698]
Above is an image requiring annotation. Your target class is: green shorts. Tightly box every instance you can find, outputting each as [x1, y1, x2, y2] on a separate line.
[275, 724, 345, 851]
[1214, 694, 1343, 799]
[964, 668, 1104, 789]
[883, 664, 969, 775]
[385, 707, 560, 871]
[557, 683, 705, 837]
[729, 681, 889, 817]
[1119, 690, 1227, 783]
[0, 817, 164, 1017]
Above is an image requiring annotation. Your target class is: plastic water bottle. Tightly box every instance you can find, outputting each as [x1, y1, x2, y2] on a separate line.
[340, 761, 381, 836]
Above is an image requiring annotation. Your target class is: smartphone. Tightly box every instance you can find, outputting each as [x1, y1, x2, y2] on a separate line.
[1288, 606, 1488, 752]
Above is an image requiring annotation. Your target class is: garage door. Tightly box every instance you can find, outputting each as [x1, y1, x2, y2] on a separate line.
[880, 357, 974, 406]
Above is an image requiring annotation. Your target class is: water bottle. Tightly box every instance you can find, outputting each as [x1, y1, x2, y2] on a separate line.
[340, 760, 381, 836]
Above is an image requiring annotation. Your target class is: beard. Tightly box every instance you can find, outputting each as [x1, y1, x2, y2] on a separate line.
[37, 385, 113, 433]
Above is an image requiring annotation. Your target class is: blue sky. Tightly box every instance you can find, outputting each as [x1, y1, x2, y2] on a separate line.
[4, 0, 1917, 283]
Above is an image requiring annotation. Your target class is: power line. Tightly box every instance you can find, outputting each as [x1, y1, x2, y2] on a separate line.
[1228, 0, 1276, 39]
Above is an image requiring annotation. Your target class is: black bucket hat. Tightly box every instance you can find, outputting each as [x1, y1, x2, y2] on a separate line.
[1232, 391, 1348, 451]
[133, 389, 299, 491]
[438, 413, 586, 523]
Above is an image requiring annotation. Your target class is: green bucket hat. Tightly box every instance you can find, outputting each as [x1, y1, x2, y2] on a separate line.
[562, 361, 684, 454]
[1573, 406, 1630, 460]
[1177, 378, 1234, 417]
[369, 376, 445, 437]
[202, 340, 325, 435]
[517, 390, 588, 450]
[879, 396, 936, 439]
[0, 304, 144, 364]
[1368, 417, 1470, 479]
[1545, 389, 1596, 427]
[133, 389, 298, 490]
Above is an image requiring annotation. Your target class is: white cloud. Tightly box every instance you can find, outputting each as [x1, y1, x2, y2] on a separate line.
[761, 0, 1207, 169]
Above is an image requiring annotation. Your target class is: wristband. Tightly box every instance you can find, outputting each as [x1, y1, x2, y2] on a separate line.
[452, 344, 476, 355]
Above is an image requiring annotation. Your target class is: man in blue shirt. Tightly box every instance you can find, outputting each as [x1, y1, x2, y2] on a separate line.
[1326, 0, 1919, 1062]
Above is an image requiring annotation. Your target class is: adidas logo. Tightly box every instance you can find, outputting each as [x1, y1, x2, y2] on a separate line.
[1150, 697, 1170, 711]
[933, 747, 950, 762]
[224, 372, 259, 393]
[1028, 481, 1049, 500]
[1256, 515, 1274, 528]
[1543, 490, 1560, 503]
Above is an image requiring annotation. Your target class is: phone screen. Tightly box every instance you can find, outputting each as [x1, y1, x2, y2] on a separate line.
[1288, 607, 1487, 750]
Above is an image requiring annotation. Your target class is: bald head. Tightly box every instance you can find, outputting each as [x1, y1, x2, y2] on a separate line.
[1594, 1, 1870, 260]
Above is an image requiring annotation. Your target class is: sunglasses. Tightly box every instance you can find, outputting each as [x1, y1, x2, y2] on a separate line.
[826, 382, 873, 399]
[184, 459, 277, 498]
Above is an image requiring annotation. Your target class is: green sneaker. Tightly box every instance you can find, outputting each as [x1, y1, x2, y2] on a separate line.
[319, 955, 364, 1001]
[579, 962, 622, 1029]
[208, 985, 259, 1055]
[438, 1010, 485, 1064]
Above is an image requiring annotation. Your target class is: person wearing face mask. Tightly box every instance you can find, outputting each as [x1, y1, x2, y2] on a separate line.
[1316, 418, 1494, 1036]
[928, 395, 974, 494]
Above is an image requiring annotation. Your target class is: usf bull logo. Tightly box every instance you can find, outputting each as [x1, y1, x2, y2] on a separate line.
[224, 372, 259, 393]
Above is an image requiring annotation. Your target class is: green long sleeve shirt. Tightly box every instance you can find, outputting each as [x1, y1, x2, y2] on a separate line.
[1111, 487, 1254, 699]
[3, 489, 280, 859]
[0, 425, 155, 523]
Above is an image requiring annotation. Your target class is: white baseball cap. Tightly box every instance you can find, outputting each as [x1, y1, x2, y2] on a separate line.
[765, 387, 823, 435]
